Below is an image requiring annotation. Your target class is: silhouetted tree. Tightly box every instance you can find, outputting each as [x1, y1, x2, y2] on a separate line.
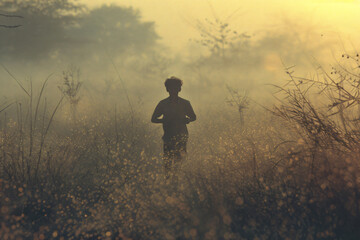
[0, 0, 84, 60]
[0, 1, 158, 62]
[71, 5, 158, 56]
[194, 17, 250, 59]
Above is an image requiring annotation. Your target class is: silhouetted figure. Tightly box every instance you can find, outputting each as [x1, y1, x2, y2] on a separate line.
[151, 76, 196, 178]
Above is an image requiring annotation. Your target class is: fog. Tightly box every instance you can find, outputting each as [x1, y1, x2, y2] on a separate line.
[1, 0, 355, 114]
[2, 1, 360, 239]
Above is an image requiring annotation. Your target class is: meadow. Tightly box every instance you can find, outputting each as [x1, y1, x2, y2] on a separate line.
[1, 55, 360, 240]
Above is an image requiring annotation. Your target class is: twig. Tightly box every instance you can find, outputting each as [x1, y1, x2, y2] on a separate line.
[0, 24, 22, 28]
[0, 63, 29, 96]
[0, 13, 23, 18]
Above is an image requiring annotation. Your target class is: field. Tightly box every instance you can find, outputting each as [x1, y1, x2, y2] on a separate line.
[1, 59, 360, 240]
[1, 1, 360, 239]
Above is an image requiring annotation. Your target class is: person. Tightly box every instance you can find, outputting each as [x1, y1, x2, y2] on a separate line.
[151, 76, 196, 178]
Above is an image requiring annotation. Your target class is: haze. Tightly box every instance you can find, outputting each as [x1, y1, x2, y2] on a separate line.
[82, 0, 360, 53]
[2, 1, 360, 239]
[1, 0, 360, 113]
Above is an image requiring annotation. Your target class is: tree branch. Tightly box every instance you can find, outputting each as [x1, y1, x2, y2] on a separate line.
[0, 24, 22, 28]
[0, 13, 24, 18]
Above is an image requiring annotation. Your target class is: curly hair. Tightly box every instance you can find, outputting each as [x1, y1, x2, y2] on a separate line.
[165, 76, 183, 90]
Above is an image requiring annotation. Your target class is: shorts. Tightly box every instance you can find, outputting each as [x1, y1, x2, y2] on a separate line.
[163, 135, 188, 177]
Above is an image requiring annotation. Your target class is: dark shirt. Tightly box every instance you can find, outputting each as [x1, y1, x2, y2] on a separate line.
[152, 97, 196, 142]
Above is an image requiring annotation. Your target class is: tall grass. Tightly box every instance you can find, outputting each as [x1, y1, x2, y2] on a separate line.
[1, 58, 360, 239]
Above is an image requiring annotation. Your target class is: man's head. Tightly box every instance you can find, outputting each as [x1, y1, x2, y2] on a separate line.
[165, 76, 182, 95]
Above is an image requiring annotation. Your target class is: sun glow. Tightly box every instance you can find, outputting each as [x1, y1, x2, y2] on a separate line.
[78, 0, 360, 53]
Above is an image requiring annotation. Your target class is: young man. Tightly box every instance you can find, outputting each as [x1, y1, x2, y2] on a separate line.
[151, 76, 196, 178]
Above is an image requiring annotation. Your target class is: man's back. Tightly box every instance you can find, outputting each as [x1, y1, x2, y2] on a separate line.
[154, 97, 196, 142]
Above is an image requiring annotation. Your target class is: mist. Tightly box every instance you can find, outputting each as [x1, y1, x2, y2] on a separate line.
[0, 0, 349, 114]
[1, 0, 360, 239]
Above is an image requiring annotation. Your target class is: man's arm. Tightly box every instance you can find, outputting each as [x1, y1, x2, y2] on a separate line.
[151, 102, 164, 123]
[185, 101, 196, 123]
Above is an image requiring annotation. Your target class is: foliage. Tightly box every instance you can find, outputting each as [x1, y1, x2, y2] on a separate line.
[73, 5, 158, 55]
[0, 0, 83, 59]
[0, 1, 158, 61]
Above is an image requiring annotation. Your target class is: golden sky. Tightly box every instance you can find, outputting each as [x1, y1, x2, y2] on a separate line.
[79, 0, 360, 53]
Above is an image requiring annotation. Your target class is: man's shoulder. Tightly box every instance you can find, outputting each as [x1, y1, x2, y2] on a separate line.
[159, 97, 170, 104]
[178, 97, 190, 104]
[158, 97, 191, 105]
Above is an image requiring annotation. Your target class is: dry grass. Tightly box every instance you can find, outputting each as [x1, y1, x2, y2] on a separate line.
[1, 58, 360, 239]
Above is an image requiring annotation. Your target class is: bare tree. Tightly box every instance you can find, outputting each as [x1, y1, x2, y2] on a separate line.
[190, 2, 249, 59]
[226, 85, 249, 128]
[59, 65, 82, 124]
